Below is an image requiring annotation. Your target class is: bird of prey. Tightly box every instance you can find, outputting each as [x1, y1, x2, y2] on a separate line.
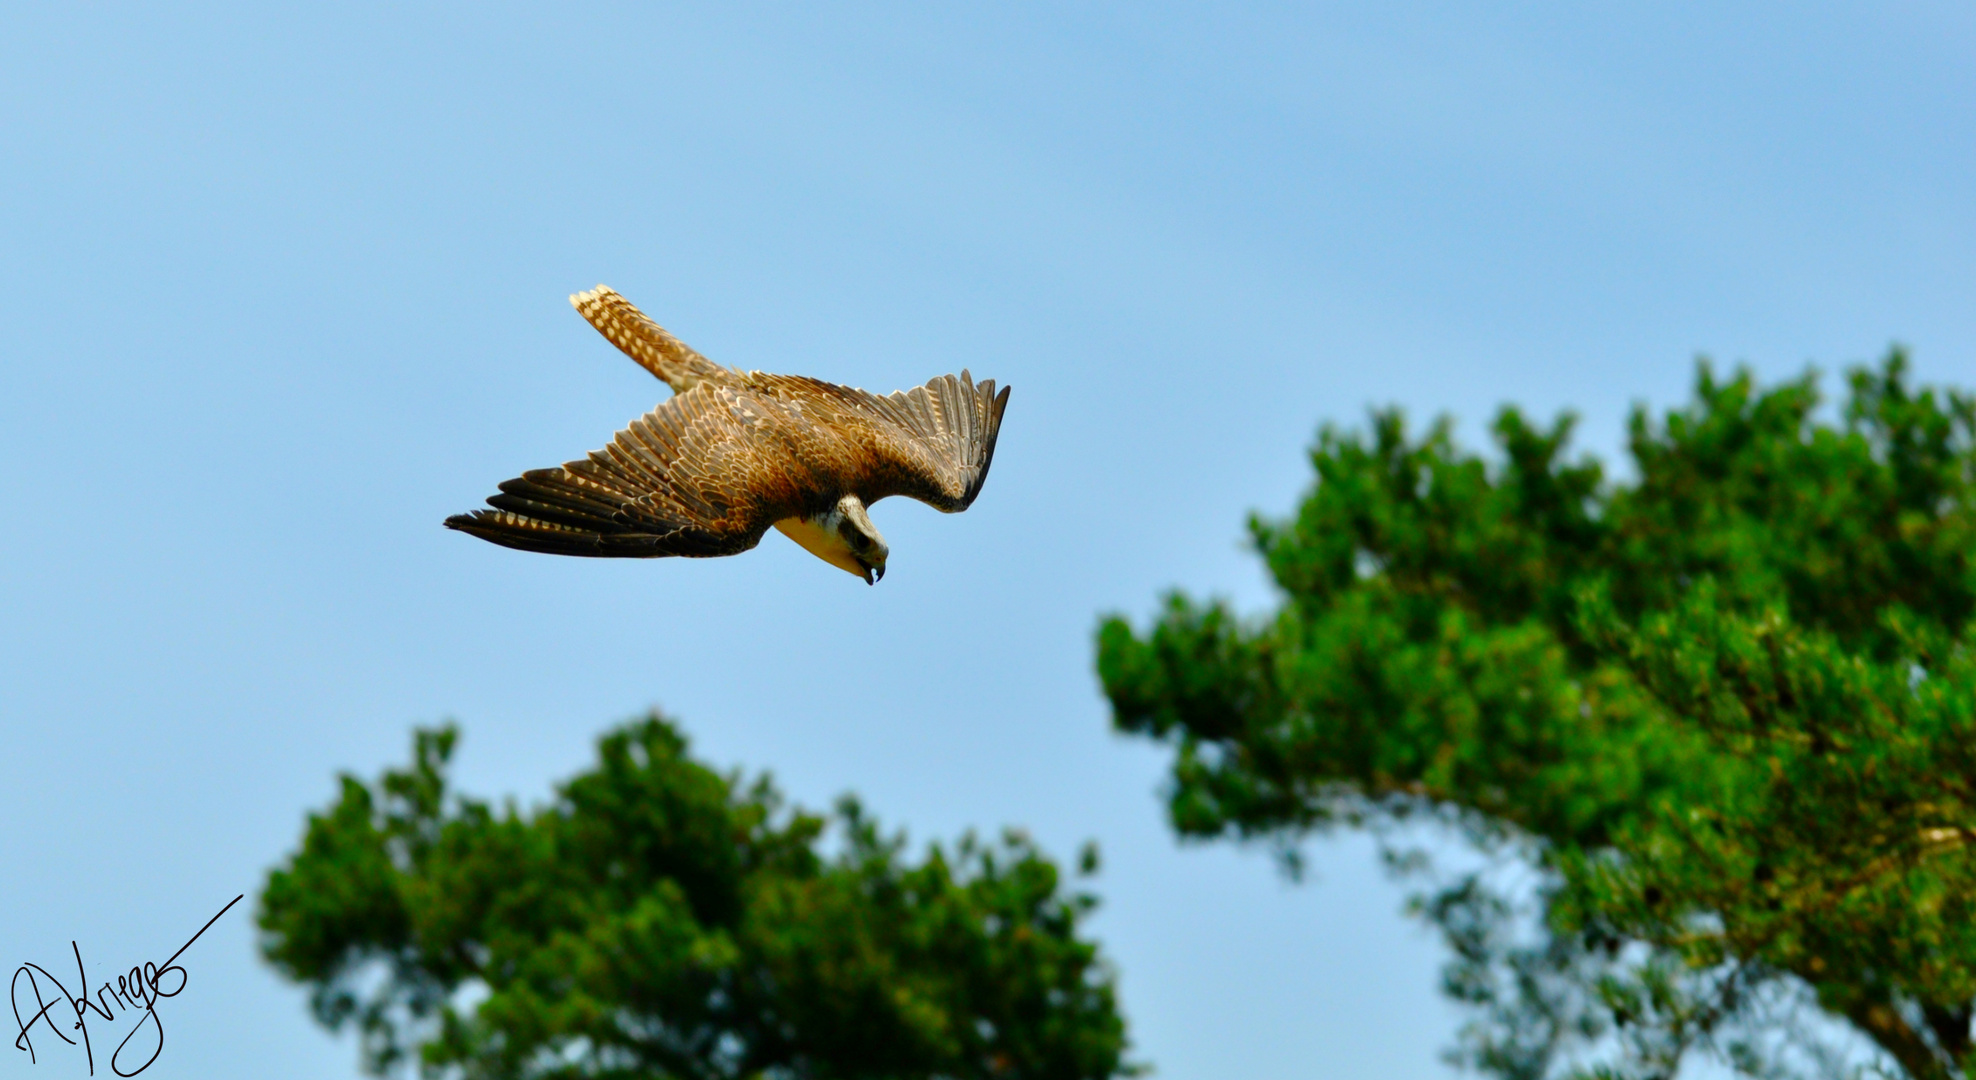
[445, 286, 1011, 584]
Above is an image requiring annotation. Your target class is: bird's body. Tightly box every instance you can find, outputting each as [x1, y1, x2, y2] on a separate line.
[446, 286, 1010, 583]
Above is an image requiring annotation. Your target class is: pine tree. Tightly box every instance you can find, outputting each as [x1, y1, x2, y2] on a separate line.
[1098, 352, 1976, 1079]
[261, 716, 1132, 1079]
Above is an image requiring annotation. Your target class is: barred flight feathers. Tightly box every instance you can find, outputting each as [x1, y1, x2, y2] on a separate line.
[570, 285, 729, 393]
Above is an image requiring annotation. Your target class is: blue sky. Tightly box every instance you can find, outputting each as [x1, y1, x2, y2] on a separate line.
[2, 5, 1971, 1078]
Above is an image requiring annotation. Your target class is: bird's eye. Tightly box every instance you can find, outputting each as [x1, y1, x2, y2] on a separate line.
[839, 522, 868, 550]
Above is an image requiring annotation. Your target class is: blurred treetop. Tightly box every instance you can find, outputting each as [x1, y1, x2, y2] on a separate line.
[260, 716, 1131, 1080]
[1099, 351, 1976, 1080]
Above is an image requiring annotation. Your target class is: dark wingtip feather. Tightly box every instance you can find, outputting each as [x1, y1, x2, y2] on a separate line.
[444, 508, 608, 556]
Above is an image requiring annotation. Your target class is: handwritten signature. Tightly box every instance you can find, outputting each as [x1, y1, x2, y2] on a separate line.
[11, 895, 242, 1077]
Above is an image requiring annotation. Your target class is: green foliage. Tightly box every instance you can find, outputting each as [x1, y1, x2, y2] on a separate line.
[259, 716, 1132, 1080]
[1097, 351, 1976, 1079]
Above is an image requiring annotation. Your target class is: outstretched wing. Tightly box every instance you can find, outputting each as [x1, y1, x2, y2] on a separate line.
[751, 369, 1012, 512]
[445, 385, 808, 558]
[570, 285, 731, 393]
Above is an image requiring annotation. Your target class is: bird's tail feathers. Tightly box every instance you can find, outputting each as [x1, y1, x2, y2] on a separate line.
[570, 285, 728, 393]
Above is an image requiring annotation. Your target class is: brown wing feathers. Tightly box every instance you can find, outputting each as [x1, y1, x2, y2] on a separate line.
[857, 369, 1010, 510]
[445, 390, 765, 558]
[448, 287, 1011, 560]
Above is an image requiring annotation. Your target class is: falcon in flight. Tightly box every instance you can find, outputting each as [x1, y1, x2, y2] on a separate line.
[445, 286, 1011, 584]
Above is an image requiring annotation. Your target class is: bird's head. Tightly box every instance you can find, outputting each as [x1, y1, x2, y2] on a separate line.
[833, 494, 889, 584]
[771, 494, 889, 584]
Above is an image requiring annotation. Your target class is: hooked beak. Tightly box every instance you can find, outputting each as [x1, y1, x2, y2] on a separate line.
[863, 564, 883, 585]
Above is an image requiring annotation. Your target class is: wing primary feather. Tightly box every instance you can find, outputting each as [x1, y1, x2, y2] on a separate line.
[484, 495, 615, 530]
[944, 379, 968, 450]
[446, 510, 607, 556]
[506, 470, 623, 509]
[912, 387, 939, 438]
[571, 454, 640, 494]
[509, 470, 628, 513]
[937, 379, 958, 439]
[489, 487, 620, 527]
[956, 373, 976, 451]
